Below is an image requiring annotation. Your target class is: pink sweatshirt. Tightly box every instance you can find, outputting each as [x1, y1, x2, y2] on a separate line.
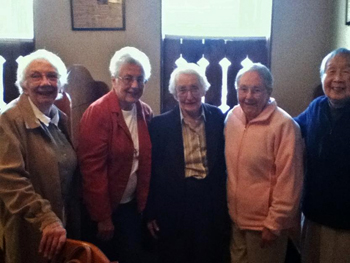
[225, 99, 303, 233]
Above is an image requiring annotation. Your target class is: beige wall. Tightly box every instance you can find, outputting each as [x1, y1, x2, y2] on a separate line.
[34, 0, 161, 113]
[270, 0, 333, 116]
[35, 0, 346, 117]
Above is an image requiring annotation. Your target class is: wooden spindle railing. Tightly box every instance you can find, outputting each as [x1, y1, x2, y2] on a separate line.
[161, 37, 270, 113]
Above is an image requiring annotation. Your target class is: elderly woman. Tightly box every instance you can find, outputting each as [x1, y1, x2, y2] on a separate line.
[295, 48, 350, 263]
[0, 49, 79, 263]
[225, 63, 303, 263]
[78, 46, 152, 263]
[146, 63, 229, 263]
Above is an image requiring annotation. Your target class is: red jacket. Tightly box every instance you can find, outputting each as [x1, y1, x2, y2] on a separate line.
[78, 91, 152, 222]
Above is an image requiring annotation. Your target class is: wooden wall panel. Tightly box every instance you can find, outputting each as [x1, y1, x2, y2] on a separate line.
[0, 41, 35, 103]
[161, 37, 269, 113]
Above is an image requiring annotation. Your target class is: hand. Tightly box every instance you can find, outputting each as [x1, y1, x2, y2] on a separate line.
[260, 227, 278, 248]
[39, 222, 66, 260]
[147, 220, 160, 239]
[97, 217, 114, 241]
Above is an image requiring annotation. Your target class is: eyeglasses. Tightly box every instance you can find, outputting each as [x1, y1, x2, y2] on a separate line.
[118, 75, 146, 86]
[176, 86, 202, 97]
[28, 72, 59, 84]
[237, 86, 266, 96]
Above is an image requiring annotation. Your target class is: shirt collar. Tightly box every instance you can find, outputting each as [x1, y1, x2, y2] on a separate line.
[28, 97, 59, 127]
[180, 104, 206, 122]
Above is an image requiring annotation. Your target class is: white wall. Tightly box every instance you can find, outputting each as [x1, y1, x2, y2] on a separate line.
[332, 0, 350, 49]
[34, 0, 161, 113]
[270, 0, 333, 116]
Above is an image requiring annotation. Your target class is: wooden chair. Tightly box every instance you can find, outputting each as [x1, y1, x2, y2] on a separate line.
[62, 64, 109, 147]
[51, 239, 111, 263]
[54, 91, 73, 137]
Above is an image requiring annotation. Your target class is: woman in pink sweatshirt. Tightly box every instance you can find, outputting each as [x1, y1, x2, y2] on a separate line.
[225, 63, 303, 263]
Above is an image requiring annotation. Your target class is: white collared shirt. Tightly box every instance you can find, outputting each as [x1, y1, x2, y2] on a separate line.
[28, 97, 59, 127]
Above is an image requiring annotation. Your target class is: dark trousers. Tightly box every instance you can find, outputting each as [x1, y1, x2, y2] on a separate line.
[157, 177, 230, 263]
[82, 200, 154, 263]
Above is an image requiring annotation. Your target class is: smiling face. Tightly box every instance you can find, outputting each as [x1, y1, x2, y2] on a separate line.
[22, 59, 59, 115]
[237, 71, 270, 122]
[112, 63, 145, 110]
[175, 73, 205, 118]
[322, 55, 350, 107]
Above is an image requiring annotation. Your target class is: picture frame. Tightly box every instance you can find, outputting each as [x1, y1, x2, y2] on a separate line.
[347, 0, 350, 25]
[70, 0, 125, 31]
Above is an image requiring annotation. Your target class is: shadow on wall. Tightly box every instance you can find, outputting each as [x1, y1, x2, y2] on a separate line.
[312, 84, 324, 100]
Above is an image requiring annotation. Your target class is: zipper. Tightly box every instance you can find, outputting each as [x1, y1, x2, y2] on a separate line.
[234, 122, 249, 224]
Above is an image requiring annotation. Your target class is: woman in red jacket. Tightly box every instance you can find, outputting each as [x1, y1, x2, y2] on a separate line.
[78, 46, 153, 263]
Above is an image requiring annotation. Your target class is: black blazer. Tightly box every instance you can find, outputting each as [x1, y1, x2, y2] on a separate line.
[146, 103, 227, 237]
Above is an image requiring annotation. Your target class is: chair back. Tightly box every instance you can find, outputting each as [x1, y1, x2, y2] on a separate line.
[54, 91, 73, 137]
[51, 238, 110, 263]
[63, 64, 109, 147]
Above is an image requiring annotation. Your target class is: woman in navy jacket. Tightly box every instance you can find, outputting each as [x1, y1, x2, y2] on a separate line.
[146, 63, 229, 263]
[295, 48, 350, 263]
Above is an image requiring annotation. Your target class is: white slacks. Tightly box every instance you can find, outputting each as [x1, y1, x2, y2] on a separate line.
[230, 224, 288, 263]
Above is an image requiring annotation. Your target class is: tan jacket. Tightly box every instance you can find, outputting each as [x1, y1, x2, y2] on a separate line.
[0, 94, 78, 263]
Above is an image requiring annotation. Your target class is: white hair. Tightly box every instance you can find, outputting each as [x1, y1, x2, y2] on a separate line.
[235, 63, 273, 95]
[16, 49, 67, 93]
[109, 46, 151, 81]
[168, 63, 210, 96]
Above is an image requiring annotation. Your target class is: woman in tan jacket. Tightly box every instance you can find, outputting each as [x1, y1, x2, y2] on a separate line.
[0, 49, 79, 263]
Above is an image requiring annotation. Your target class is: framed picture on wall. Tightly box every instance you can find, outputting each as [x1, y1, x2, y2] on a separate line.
[70, 0, 125, 30]
[347, 0, 350, 25]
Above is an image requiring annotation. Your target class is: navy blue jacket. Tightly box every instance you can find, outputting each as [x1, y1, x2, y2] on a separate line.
[295, 96, 350, 229]
[146, 103, 228, 237]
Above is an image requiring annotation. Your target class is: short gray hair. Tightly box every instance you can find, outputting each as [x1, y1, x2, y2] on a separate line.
[16, 49, 67, 93]
[235, 63, 273, 95]
[168, 63, 210, 96]
[320, 48, 350, 78]
[109, 46, 151, 81]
